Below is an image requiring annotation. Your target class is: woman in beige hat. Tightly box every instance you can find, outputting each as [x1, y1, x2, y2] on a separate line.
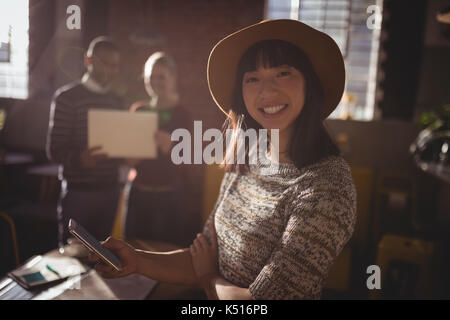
[92, 20, 356, 300]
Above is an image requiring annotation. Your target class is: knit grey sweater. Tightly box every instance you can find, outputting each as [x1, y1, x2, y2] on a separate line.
[202, 155, 357, 299]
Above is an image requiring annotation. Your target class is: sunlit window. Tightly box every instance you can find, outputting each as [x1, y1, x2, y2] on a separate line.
[0, 0, 29, 99]
[265, 0, 383, 121]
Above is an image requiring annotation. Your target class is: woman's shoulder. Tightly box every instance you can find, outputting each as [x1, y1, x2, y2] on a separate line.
[290, 155, 356, 200]
[166, 104, 191, 126]
[302, 155, 352, 182]
[172, 104, 191, 119]
[129, 100, 151, 112]
[288, 155, 357, 224]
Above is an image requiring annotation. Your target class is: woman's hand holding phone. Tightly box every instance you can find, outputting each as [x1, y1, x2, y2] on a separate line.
[89, 237, 138, 278]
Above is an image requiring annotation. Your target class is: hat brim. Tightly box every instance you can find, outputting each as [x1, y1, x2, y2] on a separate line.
[207, 19, 346, 119]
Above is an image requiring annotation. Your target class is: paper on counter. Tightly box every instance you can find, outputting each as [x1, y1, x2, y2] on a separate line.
[38, 270, 158, 300]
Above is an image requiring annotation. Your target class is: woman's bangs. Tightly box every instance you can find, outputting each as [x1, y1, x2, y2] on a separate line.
[238, 40, 300, 74]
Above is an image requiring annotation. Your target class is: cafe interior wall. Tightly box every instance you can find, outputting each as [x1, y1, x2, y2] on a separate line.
[0, 0, 449, 296]
[0, 0, 448, 233]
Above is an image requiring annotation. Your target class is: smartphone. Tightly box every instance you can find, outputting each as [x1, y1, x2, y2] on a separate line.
[68, 219, 122, 271]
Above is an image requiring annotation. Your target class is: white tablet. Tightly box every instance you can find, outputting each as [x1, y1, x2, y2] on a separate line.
[88, 109, 158, 159]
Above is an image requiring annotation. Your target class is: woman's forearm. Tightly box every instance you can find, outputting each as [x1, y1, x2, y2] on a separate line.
[132, 247, 253, 299]
[135, 248, 197, 286]
[204, 275, 253, 300]
[199, 274, 219, 300]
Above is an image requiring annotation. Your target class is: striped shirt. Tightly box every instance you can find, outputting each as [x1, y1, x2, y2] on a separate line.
[202, 155, 357, 299]
[46, 80, 123, 186]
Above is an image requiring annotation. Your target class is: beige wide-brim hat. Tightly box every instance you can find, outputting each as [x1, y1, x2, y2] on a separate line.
[207, 19, 346, 119]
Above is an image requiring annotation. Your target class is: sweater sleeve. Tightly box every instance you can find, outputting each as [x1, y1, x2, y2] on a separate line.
[202, 171, 234, 239]
[46, 92, 80, 167]
[248, 164, 357, 299]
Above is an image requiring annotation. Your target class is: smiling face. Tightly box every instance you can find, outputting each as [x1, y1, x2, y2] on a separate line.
[227, 39, 333, 168]
[145, 62, 177, 98]
[242, 63, 305, 133]
[86, 48, 120, 87]
[232, 40, 316, 140]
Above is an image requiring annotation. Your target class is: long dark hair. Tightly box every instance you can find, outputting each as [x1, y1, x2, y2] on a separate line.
[223, 39, 340, 171]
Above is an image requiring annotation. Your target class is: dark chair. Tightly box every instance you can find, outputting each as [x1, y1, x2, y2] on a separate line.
[0, 211, 20, 277]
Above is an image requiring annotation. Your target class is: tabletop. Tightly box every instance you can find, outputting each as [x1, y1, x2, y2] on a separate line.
[0, 238, 204, 300]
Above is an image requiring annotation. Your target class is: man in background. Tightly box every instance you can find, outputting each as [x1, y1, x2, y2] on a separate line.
[46, 36, 122, 244]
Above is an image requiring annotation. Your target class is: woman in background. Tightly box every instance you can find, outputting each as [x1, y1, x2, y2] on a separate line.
[125, 52, 198, 247]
